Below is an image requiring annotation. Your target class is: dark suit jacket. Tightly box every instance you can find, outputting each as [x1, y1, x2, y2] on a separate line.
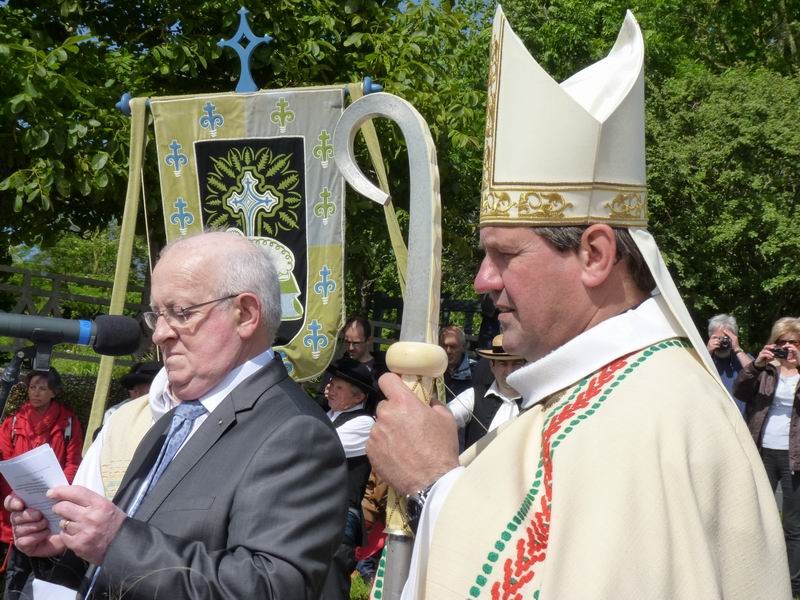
[37, 357, 348, 599]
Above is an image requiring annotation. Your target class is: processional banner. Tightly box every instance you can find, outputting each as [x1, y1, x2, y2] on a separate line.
[150, 88, 345, 381]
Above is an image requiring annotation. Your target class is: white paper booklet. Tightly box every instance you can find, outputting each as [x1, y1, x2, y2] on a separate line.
[0, 444, 68, 533]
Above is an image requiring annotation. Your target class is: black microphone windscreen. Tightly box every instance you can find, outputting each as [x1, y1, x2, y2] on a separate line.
[92, 315, 142, 356]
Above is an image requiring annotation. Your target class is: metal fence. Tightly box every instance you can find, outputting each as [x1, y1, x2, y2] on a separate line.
[369, 291, 490, 353]
[0, 264, 149, 366]
[0, 264, 493, 366]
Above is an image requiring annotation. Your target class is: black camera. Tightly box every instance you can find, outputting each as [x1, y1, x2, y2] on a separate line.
[719, 335, 731, 350]
[773, 347, 789, 359]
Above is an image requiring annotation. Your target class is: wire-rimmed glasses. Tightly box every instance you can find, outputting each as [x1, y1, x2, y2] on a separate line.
[142, 294, 239, 330]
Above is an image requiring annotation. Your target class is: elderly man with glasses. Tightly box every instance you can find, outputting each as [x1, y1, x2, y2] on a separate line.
[6, 231, 348, 599]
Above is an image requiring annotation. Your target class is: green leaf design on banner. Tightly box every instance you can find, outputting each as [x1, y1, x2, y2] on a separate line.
[278, 173, 299, 190]
[242, 146, 254, 165]
[266, 154, 291, 177]
[207, 174, 227, 193]
[212, 157, 236, 179]
[204, 146, 302, 235]
[230, 151, 242, 172]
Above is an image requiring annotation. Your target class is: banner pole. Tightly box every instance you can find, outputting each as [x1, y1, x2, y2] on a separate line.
[84, 98, 149, 453]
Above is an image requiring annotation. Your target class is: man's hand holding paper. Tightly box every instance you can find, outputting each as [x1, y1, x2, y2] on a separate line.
[0, 444, 68, 533]
[4, 493, 65, 557]
[49, 485, 127, 565]
[4, 485, 126, 564]
[0, 444, 72, 558]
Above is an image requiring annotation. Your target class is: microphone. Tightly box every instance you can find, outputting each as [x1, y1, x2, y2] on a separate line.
[0, 313, 142, 356]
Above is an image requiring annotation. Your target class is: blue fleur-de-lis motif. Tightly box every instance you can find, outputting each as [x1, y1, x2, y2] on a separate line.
[169, 197, 195, 235]
[303, 320, 329, 359]
[313, 187, 336, 225]
[164, 140, 188, 177]
[275, 349, 294, 375]
[199, 102, 224, 137]
[313, 266, 336, 305]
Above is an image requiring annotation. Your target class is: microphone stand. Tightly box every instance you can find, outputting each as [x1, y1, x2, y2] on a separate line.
[0, 345, 43, 421]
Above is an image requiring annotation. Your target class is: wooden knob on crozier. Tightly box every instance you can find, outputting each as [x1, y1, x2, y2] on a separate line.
[386, 342, 448, 378]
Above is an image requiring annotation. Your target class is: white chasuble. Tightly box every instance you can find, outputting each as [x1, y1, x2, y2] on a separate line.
[417, 340, 789, 600]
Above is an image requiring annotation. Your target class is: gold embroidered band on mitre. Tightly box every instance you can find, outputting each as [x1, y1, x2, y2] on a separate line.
[480, 184, 648, 227]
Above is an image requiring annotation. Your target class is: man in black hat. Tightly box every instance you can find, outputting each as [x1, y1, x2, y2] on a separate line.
[119, 361, 161, 400]
[320, 357, 377, 600]
[448, 335, 526, 449]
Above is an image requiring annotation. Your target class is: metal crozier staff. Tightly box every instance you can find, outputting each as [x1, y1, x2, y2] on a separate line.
[333, 92, 447, 599]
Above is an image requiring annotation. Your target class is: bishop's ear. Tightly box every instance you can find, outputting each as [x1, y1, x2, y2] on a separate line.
[578, 224, 618, 288]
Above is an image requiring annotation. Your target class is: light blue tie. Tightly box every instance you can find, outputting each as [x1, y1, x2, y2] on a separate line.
[127, 399, 208, 517]
[86, 400, 207, 597]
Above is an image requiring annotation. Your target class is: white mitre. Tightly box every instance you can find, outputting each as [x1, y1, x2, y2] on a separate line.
[482, 6, 645, 225]
[481, 6, 722, 382]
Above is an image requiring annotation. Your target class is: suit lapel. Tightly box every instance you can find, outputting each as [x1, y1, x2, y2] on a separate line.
[131, 358, 289, 521]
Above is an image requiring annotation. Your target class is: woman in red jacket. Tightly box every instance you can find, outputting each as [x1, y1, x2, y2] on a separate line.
[0, 367, 84, 598]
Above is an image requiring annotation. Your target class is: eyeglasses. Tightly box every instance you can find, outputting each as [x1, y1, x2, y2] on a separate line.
[775, 339, 799, 346]
[143, 294, 239, 330]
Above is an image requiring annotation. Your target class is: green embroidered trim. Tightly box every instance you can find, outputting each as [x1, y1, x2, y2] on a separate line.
[371, 547, 387, 599]
[468, 338, 690, 598]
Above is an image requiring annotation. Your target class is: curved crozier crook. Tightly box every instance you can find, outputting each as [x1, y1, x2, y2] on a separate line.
[333, 92, 440, 208]
[333, 91, 446, 600]
[333, 92, 442, 345]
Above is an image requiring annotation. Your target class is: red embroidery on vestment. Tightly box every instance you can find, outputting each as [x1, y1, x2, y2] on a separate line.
[490, 355, 630, 600]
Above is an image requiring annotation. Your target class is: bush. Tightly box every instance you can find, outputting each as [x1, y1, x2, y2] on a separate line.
[350, 574, 371, 600]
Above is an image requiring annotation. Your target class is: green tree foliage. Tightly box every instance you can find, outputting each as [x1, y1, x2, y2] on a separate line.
[1, 0, 798, 342]
[12, 224, 146, 281]
[8, 223, 150, 319]
[0, 0, 489, 312]
[500, 0, 799, 80]
[647, 66, 800, 340]
[0, 7, 130, 245]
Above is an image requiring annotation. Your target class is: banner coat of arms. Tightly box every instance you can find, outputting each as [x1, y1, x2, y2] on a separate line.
[150, 88, 345, 380]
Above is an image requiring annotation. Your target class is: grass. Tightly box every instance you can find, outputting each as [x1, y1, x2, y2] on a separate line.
[350, 573, 371, 600]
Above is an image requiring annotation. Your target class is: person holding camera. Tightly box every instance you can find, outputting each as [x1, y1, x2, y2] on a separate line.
[707, 314, 753, 413]
[733, 316, 800, 595]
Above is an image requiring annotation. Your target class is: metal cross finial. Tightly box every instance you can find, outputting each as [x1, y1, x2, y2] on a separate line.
[218, 6, 273, 93]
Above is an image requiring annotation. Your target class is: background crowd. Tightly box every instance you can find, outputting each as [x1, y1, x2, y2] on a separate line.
[0, 309, 797, 598]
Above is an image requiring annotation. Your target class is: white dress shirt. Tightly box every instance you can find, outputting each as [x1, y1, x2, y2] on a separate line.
[447, 382, 521, 432]
[327, 401, 374, 458]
